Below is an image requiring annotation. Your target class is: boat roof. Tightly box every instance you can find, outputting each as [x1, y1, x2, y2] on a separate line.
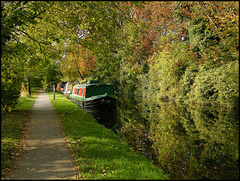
[73, 80, 112, 88]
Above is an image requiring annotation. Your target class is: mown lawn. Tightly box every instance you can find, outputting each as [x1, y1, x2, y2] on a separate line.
[48, 92, 169, 180]
[1, 91, 38, 179]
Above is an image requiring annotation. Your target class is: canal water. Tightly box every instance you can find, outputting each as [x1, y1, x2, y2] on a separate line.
[83, 100, 239, 180]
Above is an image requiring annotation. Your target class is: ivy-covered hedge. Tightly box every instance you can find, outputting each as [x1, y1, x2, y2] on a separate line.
[180, 61, 239, 107]
[139, 54, 238, 108]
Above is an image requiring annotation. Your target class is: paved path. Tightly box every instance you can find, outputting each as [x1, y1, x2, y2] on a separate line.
[9, 89, 76, 180]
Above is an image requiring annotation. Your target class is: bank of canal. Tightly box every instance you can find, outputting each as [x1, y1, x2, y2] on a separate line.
[51, 91, 239, 180]
[48, 92, 169, 180]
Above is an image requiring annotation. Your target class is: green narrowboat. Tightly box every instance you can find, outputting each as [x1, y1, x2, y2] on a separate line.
[70, 80, 117, 109]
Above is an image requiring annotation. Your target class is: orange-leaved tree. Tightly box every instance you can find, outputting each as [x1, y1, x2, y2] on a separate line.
[61, 42, 96, 82]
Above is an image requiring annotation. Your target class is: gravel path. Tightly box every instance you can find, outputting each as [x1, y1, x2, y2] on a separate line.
[9, 89, 76, 180]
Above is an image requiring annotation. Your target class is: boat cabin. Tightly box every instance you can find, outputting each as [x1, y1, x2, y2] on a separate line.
[70, 80, 116, 108]
[72, 81, 114, 98]
[63, 82, 77, 95]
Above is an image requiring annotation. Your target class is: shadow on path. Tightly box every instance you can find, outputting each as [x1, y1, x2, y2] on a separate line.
[8, 88, 76, 180]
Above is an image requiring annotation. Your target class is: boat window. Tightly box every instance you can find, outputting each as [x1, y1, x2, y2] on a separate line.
[76, 88, 79, 95]
[79, 88, 82, 96]
[82, 88, 85, 97]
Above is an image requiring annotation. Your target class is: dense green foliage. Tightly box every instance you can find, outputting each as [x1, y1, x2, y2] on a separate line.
[1, 1, 238, 111]
[1, 1, 62, 111]
[43, 63, 63, 91]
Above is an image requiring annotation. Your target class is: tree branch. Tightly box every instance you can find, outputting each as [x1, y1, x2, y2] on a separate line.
[111, 2, 140, 30]
[73, 57, 84, 80]
[197, 1, 222, 39]
[14, 28, 48, 60]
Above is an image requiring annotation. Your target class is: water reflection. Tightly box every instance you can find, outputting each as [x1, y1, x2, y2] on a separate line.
[78, 96, 239, 180]
[84, 106, 118, 129]
[118, 100, 239, 180]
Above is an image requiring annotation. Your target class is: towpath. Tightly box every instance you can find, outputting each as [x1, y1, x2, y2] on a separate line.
[9, 88, 76, 180]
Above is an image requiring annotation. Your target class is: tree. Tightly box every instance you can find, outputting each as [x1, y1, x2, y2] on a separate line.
[61, 42, 96, 81]
[1, 1, 50, 111]
[43, 63, 63, 91]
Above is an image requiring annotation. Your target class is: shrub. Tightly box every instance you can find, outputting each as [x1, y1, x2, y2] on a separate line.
[178, 64, 199, 100]
[1, 75, 21, 112]
[187, 61, 239, 107]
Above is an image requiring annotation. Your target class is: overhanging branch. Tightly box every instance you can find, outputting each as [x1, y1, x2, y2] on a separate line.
[14, 28, 48, 61]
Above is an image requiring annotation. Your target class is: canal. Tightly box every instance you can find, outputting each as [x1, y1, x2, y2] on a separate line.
[84, 99, 239, 180]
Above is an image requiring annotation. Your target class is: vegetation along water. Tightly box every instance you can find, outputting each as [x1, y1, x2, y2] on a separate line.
[2, 1, 239, 180]
[49, 92, 169, 180]
[115, 99, 239, 180]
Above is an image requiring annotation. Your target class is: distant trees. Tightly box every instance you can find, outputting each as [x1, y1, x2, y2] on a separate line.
[43, 63, 63, 91]
[60, 43, 96, 81]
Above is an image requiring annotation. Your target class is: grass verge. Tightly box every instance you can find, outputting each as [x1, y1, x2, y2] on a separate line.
[48, 92, 169, 180]
[1, 91, 38, 179]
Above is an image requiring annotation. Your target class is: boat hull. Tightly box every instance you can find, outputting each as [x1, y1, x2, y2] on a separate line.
[70, 95, 117, 110]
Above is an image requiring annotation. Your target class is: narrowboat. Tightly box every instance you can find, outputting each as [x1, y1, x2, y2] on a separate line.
[63, 82, 77, 97]
[59, 82, 67, 93]
[56, 82, 62, 92]
[70, 80, 117, 109]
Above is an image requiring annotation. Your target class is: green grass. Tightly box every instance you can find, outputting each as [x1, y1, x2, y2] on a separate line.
[48, 92, 169, 180]
[1, 91, 38, 179]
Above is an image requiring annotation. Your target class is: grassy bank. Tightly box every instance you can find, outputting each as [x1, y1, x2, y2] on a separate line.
[48, 92, 169, 180]
[1, 91, 38, 179]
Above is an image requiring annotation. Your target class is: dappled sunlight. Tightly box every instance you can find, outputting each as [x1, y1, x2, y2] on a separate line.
[7, 91, 76, 180]
[25, 138, 67, 148]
